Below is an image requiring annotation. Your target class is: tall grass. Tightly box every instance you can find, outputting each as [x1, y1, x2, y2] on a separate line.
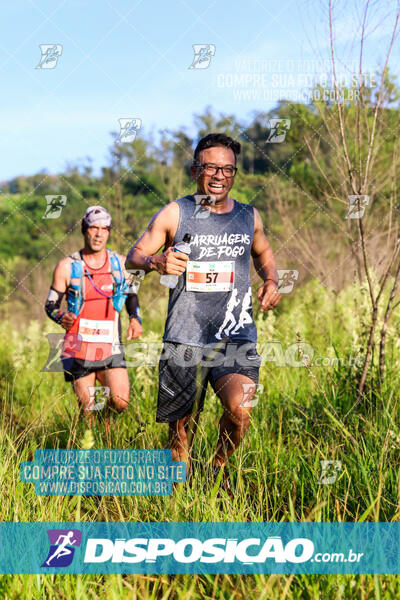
[0, 278, 399, 598]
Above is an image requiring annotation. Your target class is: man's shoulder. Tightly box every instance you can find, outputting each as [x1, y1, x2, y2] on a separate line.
[173, 195, 193, 207]
[56, 255, 74, 271]
[58, 251, 85, 275]
[114, 252, 128, 269]
[105, 250, 127, 273]
[233, 199, 255, 217]
[53, 255, 74, 286]
[157, 199, 181, 219]
[154, 198, 182, 210]
[233, 198, 254, 209]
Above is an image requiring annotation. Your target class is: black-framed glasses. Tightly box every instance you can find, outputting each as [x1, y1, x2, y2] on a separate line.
[193, 163, 238, 177]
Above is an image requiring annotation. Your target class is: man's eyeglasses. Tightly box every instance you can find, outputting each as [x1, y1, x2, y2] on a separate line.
[193, 163, 238, 177]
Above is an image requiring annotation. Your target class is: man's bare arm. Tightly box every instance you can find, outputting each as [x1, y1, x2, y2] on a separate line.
[125, 202, 188, 276]
[251, 208, 278, 283]
[251, 208, 281, 311]
[118, 252, 143, 339]
[45, 258, 77, 330]
[51, 257, 70, 293]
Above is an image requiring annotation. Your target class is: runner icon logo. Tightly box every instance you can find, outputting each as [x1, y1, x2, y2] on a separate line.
[192, 194, 216, 219]
[318, 460, 343, 485]
[36, 44, 63, 69]
[240, 383, 264, 407]
[277, 270, 299, 293]
[87, 386, 110, 411]
[345, 195, 369, 219]
[118, 118, 142, 143]
[41, 529, 82, 568]
[188, 44, 216, 69]
[126, 269, 145, 294]
[43, 195, 67, 219]
[266, 119, 291, 143]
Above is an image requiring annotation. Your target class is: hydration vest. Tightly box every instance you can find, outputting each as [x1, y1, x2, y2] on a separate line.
[67, 249, 129, 316]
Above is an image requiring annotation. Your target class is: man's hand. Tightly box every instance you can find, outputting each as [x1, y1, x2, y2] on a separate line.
[61, 312, 76, 331]
[152, 247, 189, 276]
[257, 280, 281, 312]
[127, 318, 143, 340]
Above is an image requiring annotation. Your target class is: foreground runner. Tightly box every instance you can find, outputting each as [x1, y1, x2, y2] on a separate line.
[45, 206, 143, 426]
[126, 133, 280, 492]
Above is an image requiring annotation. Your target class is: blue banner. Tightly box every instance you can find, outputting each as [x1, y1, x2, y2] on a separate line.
[0, 523, 399, 574]
[21, 450, 186, 496]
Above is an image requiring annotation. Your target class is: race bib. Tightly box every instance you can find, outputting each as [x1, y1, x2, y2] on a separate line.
[186, 261, 235, 292]
[78, 318, 114, 343]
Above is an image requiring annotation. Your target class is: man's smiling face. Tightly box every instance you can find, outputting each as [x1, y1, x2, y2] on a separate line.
[191, 145, 237, 203]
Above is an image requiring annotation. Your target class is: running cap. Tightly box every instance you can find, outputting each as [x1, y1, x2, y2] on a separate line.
[82, 206, 112, 229]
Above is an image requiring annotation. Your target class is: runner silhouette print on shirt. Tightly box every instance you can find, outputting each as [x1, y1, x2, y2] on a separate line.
[215, 288, 240, 340]
[232, 286, 253, 334]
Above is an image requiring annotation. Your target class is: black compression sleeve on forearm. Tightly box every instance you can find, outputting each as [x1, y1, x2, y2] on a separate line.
[45, 288, 65, 324]
[125, 293, 140, 320]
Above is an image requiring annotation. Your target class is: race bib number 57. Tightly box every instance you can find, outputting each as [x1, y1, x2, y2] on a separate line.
[186, 261, 235, 292]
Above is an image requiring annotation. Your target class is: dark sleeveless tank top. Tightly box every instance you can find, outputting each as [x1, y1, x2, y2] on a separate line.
[163, 195, 257, 347]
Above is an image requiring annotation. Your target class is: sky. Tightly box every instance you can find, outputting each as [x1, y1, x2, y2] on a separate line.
[0, 0, 399, 180]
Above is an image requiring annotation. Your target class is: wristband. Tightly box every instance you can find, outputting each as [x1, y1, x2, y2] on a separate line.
[145, 255, 156, 271]
[50, 309, 65, 325]
[130, 307, 142, 324]
[125, 294, 142, 323]
[45, 288, 65, 325]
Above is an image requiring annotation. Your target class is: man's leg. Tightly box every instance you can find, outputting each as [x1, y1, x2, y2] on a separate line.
[95, 367, 130, 436]
[72, 372, 97, 427]
[168, 412, 200, 466]
[213, 373, 256, 467]
[157, 342, 207, 476]
[96, 368, 130, 413]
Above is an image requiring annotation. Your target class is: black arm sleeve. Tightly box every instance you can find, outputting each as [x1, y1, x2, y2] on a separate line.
[45, 287, 65, 324]
[125, 293, 141, 322]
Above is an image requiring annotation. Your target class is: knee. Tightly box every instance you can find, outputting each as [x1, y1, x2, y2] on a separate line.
[75, 390, 94, 412]
[224, 403, 251, 428]
[111, 392, 130, 413]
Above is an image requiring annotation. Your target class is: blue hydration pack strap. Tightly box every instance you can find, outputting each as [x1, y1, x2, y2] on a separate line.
[67, 254, 85, 316]
[67, 250, 128, 315]
[109, 251, 129, 312]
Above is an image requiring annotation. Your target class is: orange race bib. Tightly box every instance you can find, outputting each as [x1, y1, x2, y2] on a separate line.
[186, 261, 235, 292]
[78, 318, 114, 343]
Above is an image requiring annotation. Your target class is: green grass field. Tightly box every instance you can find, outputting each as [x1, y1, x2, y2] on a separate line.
[1, 278, 400, 599]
